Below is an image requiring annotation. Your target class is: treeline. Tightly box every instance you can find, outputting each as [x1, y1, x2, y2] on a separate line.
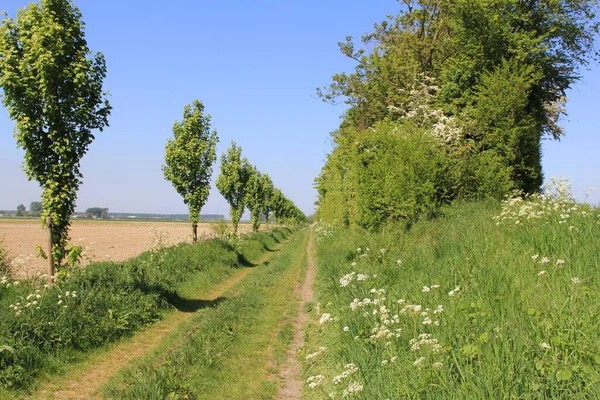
[315, 0, 599, 230]
[216, 141, 306, 233]
[0, 1, 306, 270]
[163, 101, 306, 243]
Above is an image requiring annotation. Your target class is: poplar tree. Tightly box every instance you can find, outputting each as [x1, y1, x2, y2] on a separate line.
[0, 0, 111, 271]
[216, 142, 250, 233]
[163, 100, 218, 242]
[244, 166, 264, 232]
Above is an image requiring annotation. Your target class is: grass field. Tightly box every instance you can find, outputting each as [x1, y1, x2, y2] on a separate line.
[0, 219, 255, 278]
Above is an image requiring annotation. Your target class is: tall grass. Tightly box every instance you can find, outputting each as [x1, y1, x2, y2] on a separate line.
[303, 190, 600, 398]
[0, 227, 292, 392]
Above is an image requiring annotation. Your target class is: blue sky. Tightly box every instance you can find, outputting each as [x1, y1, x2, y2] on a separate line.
[0, 1, 598, 216]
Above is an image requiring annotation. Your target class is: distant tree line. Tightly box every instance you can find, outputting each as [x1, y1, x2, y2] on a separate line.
[84, 207, 109, 219]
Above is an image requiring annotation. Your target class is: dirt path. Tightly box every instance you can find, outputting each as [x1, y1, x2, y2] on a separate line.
[276, 228, 316, 399]
[32, 259, 266, 399]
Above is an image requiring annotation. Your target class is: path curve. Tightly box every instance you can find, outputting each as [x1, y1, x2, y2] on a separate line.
[276, 228, 316, 399]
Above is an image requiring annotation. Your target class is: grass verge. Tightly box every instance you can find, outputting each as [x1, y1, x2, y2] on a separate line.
[303, 197, 600, 399]
[0, 227, 293, 397]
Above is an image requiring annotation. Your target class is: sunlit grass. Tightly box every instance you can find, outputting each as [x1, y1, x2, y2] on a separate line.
[304, 193, 600, 399]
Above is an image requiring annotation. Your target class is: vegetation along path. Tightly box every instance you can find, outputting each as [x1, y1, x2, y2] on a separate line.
[276, 227, 316, 399]
[31, 245, 283, 400]
[98, 228, 311, 399]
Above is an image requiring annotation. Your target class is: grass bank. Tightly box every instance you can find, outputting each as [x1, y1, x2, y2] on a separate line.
[303, 195, 600, 399]
[0, 227, 293, 396]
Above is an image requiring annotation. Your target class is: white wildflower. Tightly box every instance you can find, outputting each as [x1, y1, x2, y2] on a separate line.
[413, 357, 426, 368]
[319, 313, 333, 324]
[342, 381, 364, 397]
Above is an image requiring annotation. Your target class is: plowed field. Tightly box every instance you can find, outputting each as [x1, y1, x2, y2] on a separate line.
[0, 219, 252, 278]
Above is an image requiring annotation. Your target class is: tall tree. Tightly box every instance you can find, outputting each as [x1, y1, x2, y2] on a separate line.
[261, 174, 274, 225]
[15, 204, 26, 217]
[0, 0, 111, 273]
[216, 142, 250, 233]
[244, 166, 264, 232]
[316, 0, 600, 227]
[29, 201, 43, 216]
[163, 100, 218, 242]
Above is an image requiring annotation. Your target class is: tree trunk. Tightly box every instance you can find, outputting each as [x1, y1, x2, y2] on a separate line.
[192, 223, 198, 243]
[47, 216, 54, 284]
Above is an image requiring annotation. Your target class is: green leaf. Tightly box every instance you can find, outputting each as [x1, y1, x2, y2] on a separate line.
[556, 369, 573, 382]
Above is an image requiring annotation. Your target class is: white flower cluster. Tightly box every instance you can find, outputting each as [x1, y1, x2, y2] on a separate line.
[306, 374, 324, 389]
[305, 346, 328, 360]
[409, 333, 442, 352]
[315, 221, 336, 241]
[319, 313, 333, 325]
[494, 177, 593, 227]
[342, 381, 364, 398]
[532, 254, 565, 265]
[0, 276, 19, 288]
[339, 272, 370, 287]
[422, 284, 440, 293]
[333, 363, 359, 385]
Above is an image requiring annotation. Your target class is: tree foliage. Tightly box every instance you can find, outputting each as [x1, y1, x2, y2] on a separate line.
[261, 173, 274, 224]
[244, 166, 264, 232]
[163, 100, 218, 241]
[0, 0, 111, 267]
[84, 207, 109, 219]
[316, 0, 599, 229]
[216, 141, 251, 233]
[29, 201, 43, 216]
[15, 204, 26, 217]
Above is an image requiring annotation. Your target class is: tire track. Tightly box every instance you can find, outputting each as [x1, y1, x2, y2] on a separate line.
[276, 228, 316, 399]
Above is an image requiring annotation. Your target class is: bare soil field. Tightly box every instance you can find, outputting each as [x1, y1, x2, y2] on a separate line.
[0, 219, 252, 278]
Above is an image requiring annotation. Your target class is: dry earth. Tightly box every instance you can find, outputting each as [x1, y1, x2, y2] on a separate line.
[0, 219, 252, 278]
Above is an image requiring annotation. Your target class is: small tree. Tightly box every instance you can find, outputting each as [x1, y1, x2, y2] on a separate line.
[15, 204, 26, 217]
[0, 0, 111, 275]
[216, 142, 250, 234]
[244, 166, 264, 232]
[163, 100, 218, 242]
[29, 201, 43, 216]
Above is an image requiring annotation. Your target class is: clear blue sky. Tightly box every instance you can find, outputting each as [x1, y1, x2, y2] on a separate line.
[1, 1, 599, 216]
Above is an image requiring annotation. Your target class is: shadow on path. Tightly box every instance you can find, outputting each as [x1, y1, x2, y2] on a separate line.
[169, 296, 228, 313]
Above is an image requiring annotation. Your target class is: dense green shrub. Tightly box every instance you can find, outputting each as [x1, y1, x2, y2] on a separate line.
[317, 121, 451, 230]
